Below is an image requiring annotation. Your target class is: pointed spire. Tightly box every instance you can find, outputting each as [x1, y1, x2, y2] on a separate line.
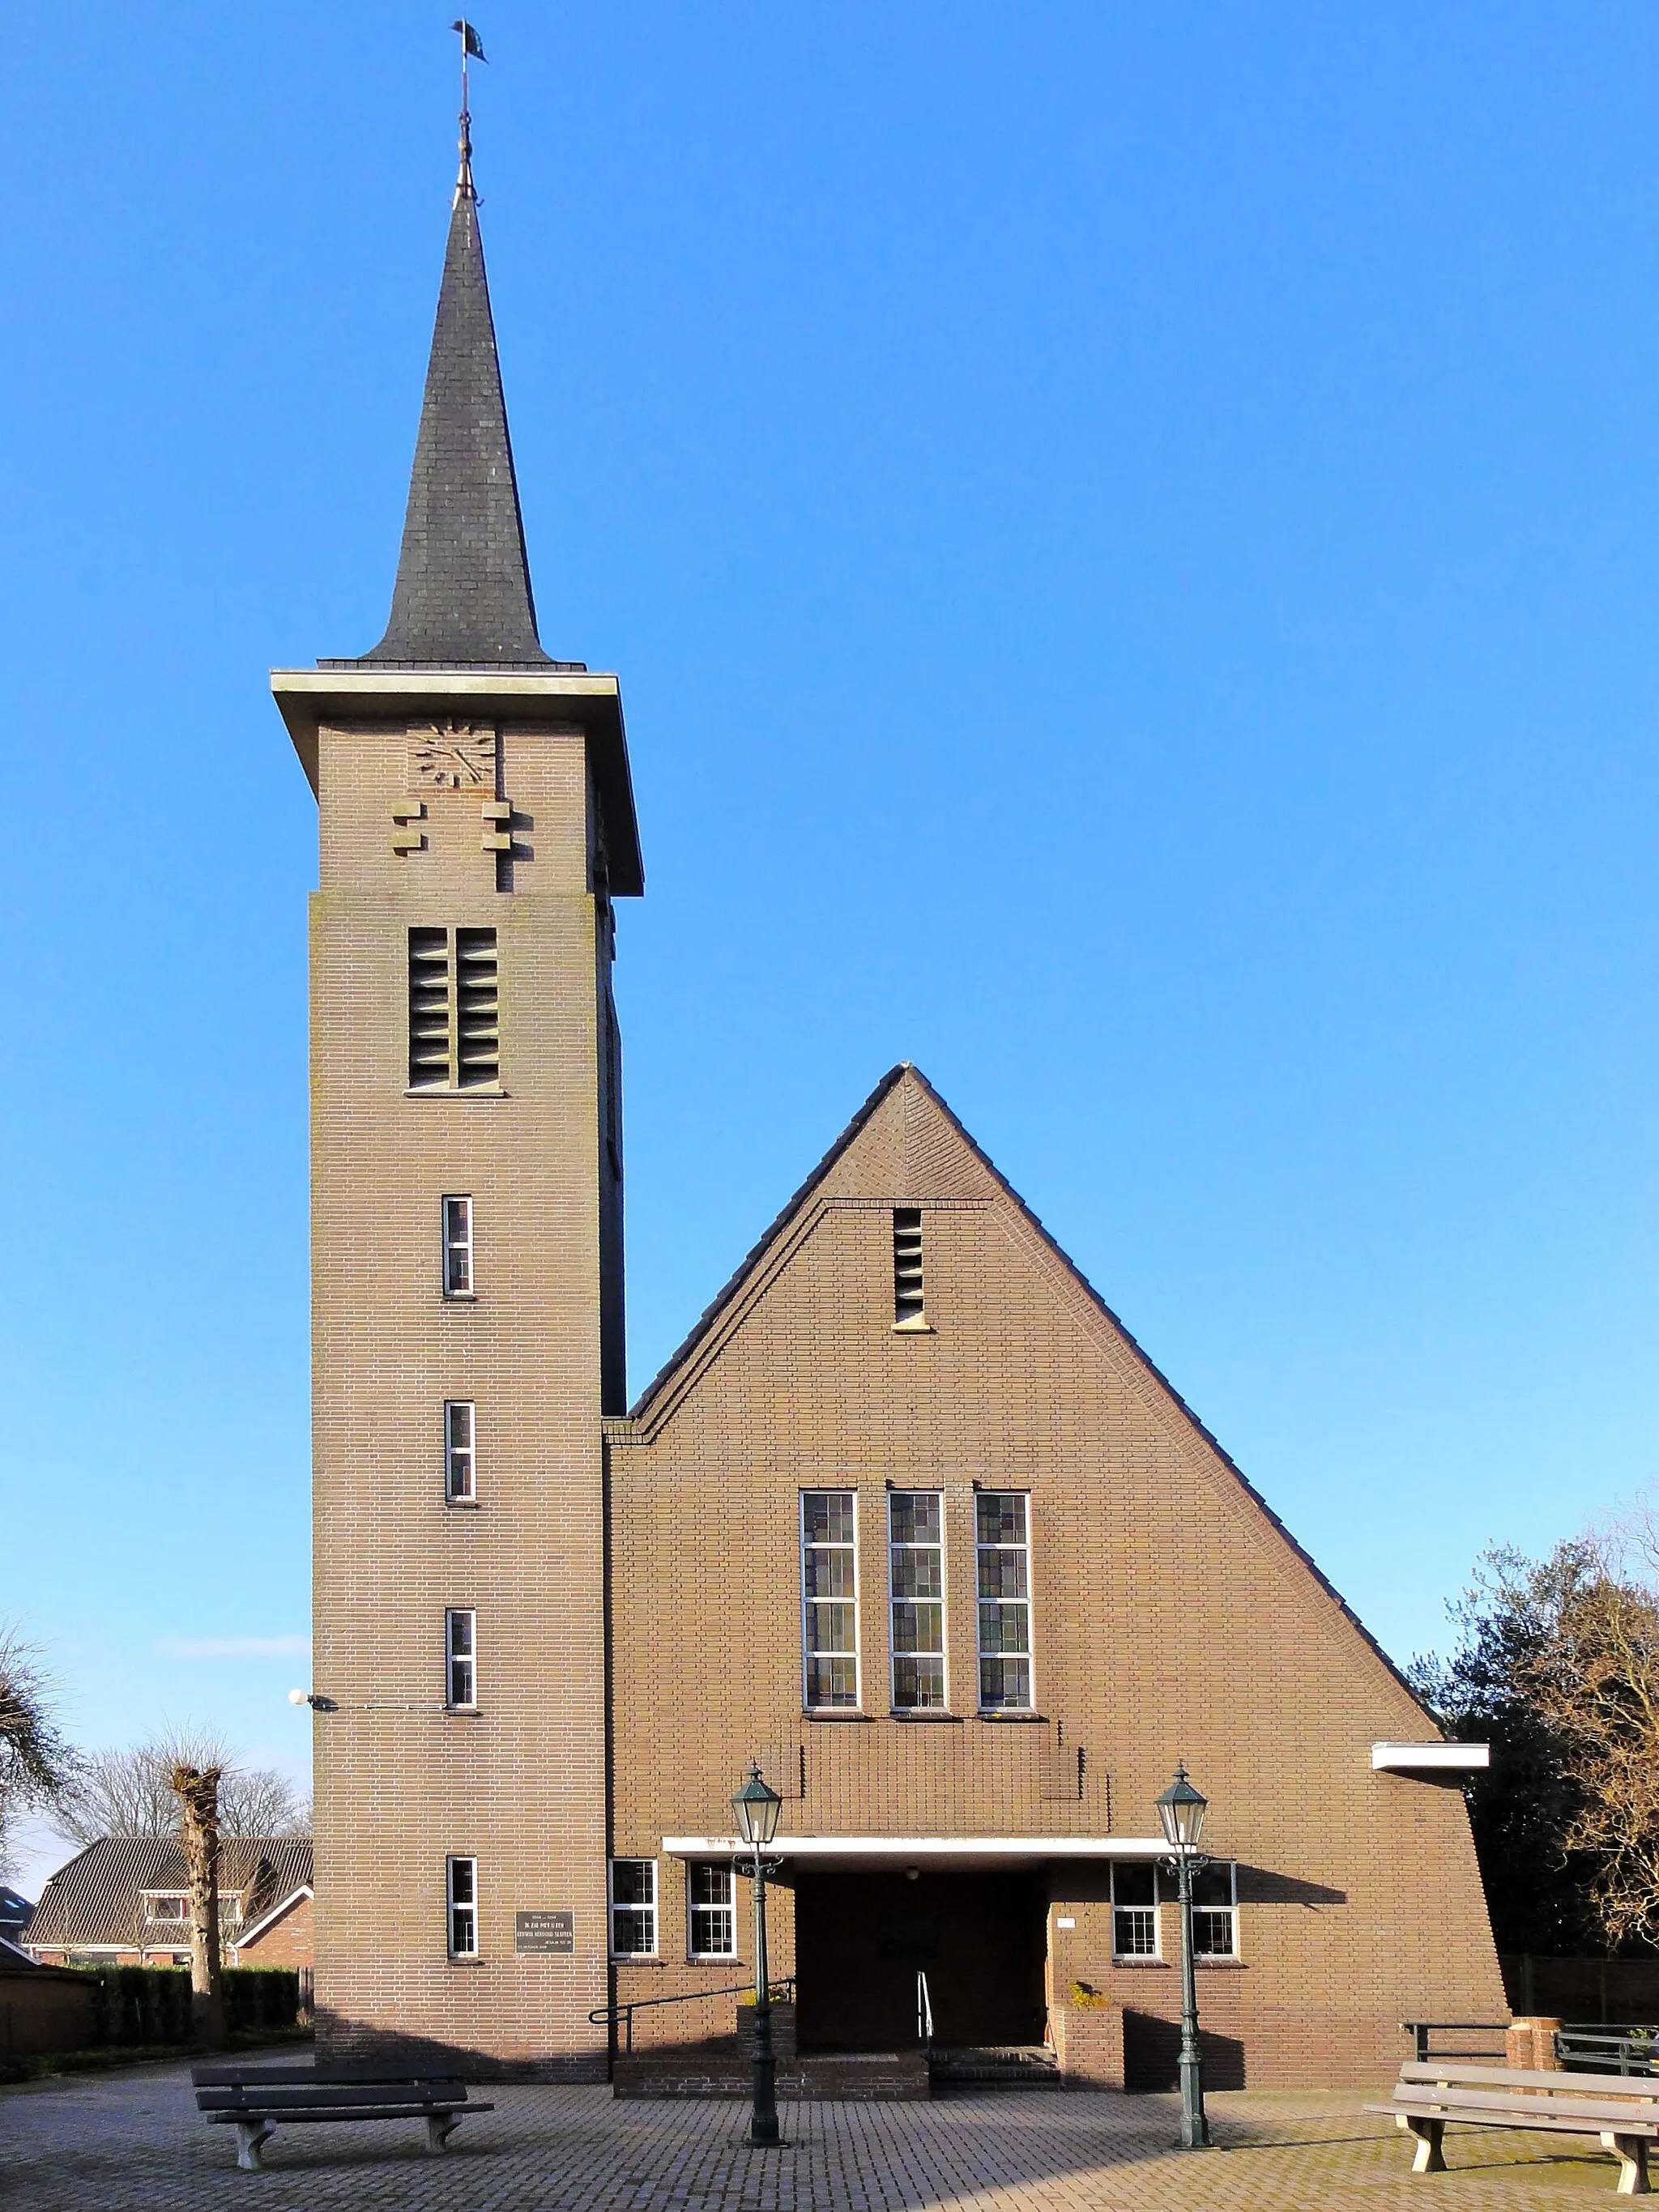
[358, 150, 552, 666]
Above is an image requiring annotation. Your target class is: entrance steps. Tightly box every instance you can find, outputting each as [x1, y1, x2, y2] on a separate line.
[613, 2049, 930, 2100]
[928, 2046, 1062, 2093]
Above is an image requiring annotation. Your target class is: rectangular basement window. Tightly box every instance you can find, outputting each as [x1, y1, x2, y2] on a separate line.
[609, 1859, 657, 1957]
[688, 1862, 736, 1959]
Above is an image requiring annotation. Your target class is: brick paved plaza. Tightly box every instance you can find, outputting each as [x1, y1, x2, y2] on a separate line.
[0, 2062, 1639, 2212]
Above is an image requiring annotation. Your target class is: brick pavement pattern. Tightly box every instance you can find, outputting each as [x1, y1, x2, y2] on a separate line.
[0, 2061, 1631, 2212]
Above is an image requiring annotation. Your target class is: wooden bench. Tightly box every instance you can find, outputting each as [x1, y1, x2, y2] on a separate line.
[1367, 2059, 1659, 2195]
[191, 2062, 494, 2172]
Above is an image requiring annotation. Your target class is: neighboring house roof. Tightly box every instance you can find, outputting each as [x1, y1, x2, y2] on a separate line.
[233, 1885, 313, 1951]
[0, 1885, 34, 1931]
[28, 1836, 312, 1952]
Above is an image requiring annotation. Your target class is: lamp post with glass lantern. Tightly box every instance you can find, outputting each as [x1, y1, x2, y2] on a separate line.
[732, 1762, 783, 2147]
[1156, 1763, 1212, 2150]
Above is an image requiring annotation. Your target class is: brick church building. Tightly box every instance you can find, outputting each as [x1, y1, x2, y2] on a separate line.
[273, 128, 1507, 2090]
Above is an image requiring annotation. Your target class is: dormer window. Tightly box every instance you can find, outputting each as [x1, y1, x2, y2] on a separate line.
[143, 1894, 186, 1923]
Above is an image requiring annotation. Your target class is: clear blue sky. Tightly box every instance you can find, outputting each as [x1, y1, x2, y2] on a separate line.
[7, 3, 1659, 1893]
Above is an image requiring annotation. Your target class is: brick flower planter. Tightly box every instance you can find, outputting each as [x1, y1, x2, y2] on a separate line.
[1051, 2001, 1125, 2091]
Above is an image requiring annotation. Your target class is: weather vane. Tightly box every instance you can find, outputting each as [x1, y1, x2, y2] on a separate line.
[451, 19, 487, 202]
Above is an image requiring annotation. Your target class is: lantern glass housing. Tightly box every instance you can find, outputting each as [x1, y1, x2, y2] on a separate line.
[732, 1762, 783, 1848]
[1156, 1763, 1208, 1852]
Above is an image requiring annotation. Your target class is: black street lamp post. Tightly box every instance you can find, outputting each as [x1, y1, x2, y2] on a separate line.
[732, 1762, 784, 2148]
[1156, 1762, 1212, 2150]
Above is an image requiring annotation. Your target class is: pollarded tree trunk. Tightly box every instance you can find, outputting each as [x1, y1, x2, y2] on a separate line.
[173, 1764, 226, 2048]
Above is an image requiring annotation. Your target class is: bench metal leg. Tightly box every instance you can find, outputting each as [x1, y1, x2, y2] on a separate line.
[1602, 2133, 1651, 2195]
[425, 2113, 460, 2154]
[1401, 2116, 1447, 2174]
[233, 2121, 275, 2173]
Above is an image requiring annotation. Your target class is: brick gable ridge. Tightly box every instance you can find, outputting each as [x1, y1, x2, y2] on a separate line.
[903, 1072, 1439, 1725]
[624, 1064, 910, 1428]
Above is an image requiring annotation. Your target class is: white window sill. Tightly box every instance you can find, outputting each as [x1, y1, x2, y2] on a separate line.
[977, 1709, 1046, 1723]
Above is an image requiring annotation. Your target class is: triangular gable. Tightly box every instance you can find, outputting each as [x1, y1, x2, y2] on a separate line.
[622, 1061, 1436, 1720]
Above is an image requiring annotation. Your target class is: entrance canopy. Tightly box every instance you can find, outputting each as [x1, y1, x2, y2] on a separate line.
[662, 1834, 1172, 1867]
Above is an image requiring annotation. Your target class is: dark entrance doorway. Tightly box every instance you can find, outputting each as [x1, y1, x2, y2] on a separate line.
[795, 1868, 1047, 2052]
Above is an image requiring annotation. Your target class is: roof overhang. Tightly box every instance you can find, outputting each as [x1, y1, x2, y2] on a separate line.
[270, 666, 644, 896]
[1371, 1741, 1490, 1772]
[663, 1834, 1180, 1868]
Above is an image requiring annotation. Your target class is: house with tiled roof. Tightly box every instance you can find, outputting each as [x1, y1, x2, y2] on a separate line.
[27, 1837, 312, 1970]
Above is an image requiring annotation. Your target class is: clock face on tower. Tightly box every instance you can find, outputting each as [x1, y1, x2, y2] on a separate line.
[409, 722, 497, 791]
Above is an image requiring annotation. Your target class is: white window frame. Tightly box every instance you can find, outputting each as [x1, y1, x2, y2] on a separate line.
[445, 1400, 476, 1502]
[975, 1490, 1034, 1711]
[1192, 1860, 1239, 1960]
[800, 1490, 860, 1711]
[446, 1609, 476, 1709]
[608, 1858, 658, 1958]
[142, 1893, 187, 1924]
[442, 1196, 474, 1298]
[1111, 1862, 1161, 1961]
[686, 1860, 737, 1961]
[447, 1855, 478, 1958]
[888, 1490, 947, 1711]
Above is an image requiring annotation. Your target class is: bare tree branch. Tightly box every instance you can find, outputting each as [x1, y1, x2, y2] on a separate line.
[54, 1728, 309, 1848]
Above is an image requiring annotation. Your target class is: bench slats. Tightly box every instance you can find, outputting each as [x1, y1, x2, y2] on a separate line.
[1395, 2085, 1659, 2123]
[1378, 2095, 1659, 2134]
[207, 2105, 493, 2126]
[197, 2083, 469, 2108]
[1400, 2060, 1659, 2100]
[192, 2065, 467, 2091]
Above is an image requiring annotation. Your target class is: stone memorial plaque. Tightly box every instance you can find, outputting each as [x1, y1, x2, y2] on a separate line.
[515, 1910, 574, 1954]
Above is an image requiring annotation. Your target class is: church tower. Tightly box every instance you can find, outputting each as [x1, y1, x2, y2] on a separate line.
[273, 126, 642, 2073]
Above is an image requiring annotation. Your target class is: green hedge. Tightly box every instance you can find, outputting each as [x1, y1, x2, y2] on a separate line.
[75, 1966, 301, 2046]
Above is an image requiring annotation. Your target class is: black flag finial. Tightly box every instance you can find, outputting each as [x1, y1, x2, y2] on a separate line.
[451, 20, 487, 203]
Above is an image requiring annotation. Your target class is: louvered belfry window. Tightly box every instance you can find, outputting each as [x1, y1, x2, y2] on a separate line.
[408, 927, 499, 1089]
[893, 1208, 924, 1324]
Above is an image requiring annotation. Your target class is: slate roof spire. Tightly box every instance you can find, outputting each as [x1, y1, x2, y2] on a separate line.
[356, 114, 556, 667]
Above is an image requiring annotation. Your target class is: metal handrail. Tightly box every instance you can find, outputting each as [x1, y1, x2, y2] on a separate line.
[917, 1970, 934, 2050]
[1558, 2027, 1659, 2078]
[1401, 2020, 1510, 2062]
[589, 1975, 795, 2054]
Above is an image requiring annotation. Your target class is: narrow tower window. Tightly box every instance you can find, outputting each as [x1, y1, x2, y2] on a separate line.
[976, 1491, 1033, 1710]
[407, 927, 499, 1090]
[801, 1491, 859, 1709]
[445, 1401, 476, 1502]
[446, 1609, 476, 1708]
[447, 1856, 478, 1958]
[442, 1196, 474, 1297]
[889, 1492, 945, 1711]
[893, 1208, 925, 1327]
